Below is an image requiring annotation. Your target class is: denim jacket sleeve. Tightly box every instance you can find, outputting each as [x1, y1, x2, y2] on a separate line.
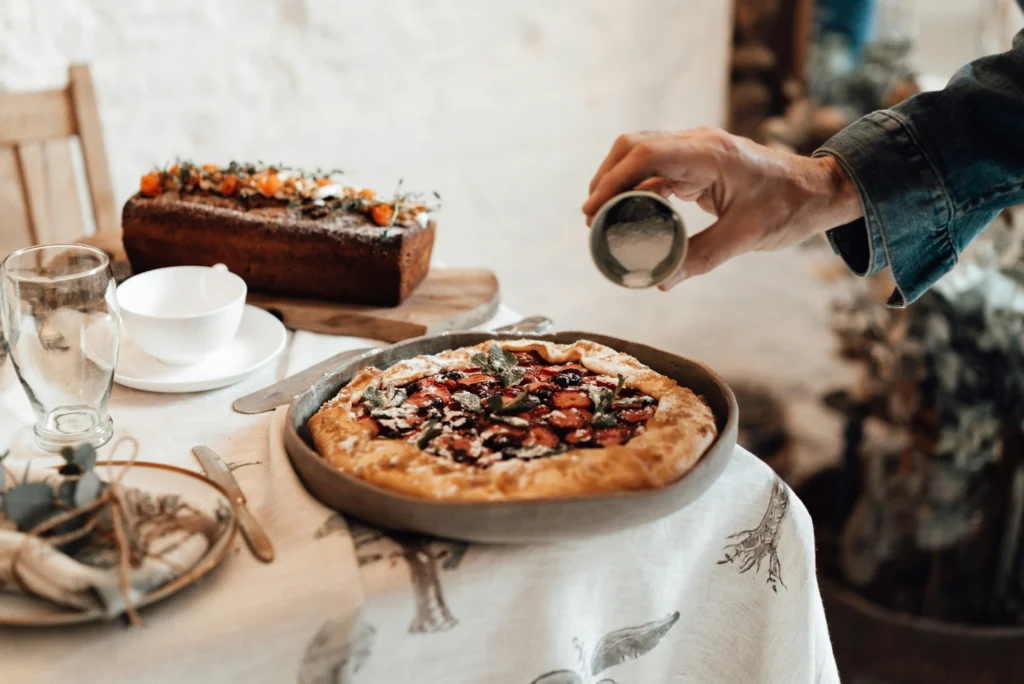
[814, 28, 1024, 306]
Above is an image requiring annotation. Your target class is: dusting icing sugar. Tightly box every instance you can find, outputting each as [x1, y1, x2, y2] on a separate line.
[621, 270, 655, 289]
[605, 219, 674, 274]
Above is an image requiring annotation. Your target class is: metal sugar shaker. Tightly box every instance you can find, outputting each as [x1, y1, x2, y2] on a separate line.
[589, 190, 688, 289]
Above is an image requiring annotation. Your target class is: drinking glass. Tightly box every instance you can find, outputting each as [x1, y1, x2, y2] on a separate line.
[1, 244, 120, 451]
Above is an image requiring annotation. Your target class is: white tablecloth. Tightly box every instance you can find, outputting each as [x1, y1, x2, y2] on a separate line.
[0, 308, 839, 683]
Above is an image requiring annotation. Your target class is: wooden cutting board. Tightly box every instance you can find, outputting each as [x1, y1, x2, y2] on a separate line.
[247, 268, 500, 342]
[78, 232, 500, 342]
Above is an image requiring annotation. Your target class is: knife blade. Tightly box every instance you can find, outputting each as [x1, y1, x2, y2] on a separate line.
[192, 446, 275, 563]
[232, 347, 374, 415]
[231, 315, 554, 415]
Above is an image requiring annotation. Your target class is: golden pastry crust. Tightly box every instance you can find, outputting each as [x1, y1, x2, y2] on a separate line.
[308, 339, 718, 501]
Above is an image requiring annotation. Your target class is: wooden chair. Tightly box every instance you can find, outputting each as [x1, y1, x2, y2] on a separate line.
[0, 64, 125, 266]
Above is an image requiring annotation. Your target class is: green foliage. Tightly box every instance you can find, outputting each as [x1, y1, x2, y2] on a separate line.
[0, 443, 106, 541]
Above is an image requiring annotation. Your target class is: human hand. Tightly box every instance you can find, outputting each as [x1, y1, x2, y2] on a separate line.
[582, 128, 863, 290]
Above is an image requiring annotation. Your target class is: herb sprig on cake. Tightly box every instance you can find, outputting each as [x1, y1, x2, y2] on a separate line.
[138, 161, 439, 228]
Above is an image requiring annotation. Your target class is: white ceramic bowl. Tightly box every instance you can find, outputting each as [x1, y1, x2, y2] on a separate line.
[117, 264, 247, 366]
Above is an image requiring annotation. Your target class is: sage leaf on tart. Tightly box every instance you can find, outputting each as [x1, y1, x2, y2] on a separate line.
[364, 382, 407, 411]
[590, 373, 625, 427]
[384, 382, 407, 408]
[474, 344, 526, 387]
[415, 420, 443, 449]
[484, 390, 539, 415]
[592, 412, 619, 428]
[453, 391, 484, 414]
[492, 415, 530, 428]
[485, 394, 505, 413]
[499, 367, 525, 387]
[613, 395, 656, 408]
[362, 385, 384, 410]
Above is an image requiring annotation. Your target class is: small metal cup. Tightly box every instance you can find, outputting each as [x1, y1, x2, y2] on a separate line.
[589, 190, 687, 289]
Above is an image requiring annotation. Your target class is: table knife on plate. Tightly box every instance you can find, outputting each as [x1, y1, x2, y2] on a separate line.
[192, 446, 275, 563]
[231, 315, 553, 415]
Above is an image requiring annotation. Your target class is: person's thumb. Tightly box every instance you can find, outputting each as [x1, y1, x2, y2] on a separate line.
[658, 217, 749, 291]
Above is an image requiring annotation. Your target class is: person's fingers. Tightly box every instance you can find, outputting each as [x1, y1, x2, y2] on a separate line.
[588, 135, 634, 194]
[583, 144, 667, 216]
[657, 218, 752, 291]
[588, 132, 664, 194]
[635, 176, 672, 198]
[584, 139, 718, 217]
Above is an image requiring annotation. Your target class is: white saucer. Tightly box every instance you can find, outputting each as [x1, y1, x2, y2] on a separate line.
[114, 305, 287, 393]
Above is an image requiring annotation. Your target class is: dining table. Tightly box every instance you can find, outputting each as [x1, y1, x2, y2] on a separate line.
[0, 303, 840, 684]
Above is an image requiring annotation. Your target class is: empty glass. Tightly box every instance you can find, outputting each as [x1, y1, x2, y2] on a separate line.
[1, 245, 120, 451]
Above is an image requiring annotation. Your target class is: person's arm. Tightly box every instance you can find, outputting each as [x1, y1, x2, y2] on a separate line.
[583, 30, 1024, 304]
[816, 29, 1024, 305]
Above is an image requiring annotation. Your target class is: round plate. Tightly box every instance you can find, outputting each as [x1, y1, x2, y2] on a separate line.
[0, 461, 238, 626]
[285, 331, 738, 544]
[114, 305, 286, 393]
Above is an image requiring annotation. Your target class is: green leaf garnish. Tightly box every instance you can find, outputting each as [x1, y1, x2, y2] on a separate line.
[485, 395, 505, 413]
[498, 390, 539, 414]
[361, 385, 384, 409]
[590, 374, 625, 427]
[73, 444, 96, 472]
[416, 420, 443, 449]
[489, 343, 506, 370]
[2, 482, 55, 531]
[73, 470, 104, 509]
[472, 345, 526, 387]
[492, 414, 530, 428]
[499, 367, 525, 387]
[453, 391, 484, 414]
[501, 347, 518, 367]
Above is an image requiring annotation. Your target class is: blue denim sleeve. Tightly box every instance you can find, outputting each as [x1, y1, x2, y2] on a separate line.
[814, 29, 1024, 306]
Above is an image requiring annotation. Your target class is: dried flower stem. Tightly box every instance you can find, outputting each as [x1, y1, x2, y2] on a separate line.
[109, 437, 141, 485]
[1, 463, 18, 488]
[109, 485, 142, 627]
[27, 493, 110, 536]
[42, 513, 103, 548]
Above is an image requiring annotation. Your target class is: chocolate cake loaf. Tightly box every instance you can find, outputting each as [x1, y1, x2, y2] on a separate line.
[122, 162, 438, 307]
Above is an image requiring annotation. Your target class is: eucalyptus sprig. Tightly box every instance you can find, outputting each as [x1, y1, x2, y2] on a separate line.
[0, 444, 106, 543]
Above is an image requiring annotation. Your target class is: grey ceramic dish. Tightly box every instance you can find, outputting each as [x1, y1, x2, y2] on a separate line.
[285, 331, 738, 543]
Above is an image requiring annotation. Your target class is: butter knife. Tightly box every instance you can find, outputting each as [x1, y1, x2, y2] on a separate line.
[192, 446, 275, 563]
[231, 315, 553, 415]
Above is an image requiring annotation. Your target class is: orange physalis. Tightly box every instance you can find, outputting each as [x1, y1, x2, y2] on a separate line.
[358, 188, 375, 199]
[315, 177, 332, 187]
[168, 164, 179, 175]
[256, 173, 282, 197]
[370, 203, 394, 226]
[202, 163, 220, 174]
[139, 172, 163, 197]
[220, 174, 239, 196]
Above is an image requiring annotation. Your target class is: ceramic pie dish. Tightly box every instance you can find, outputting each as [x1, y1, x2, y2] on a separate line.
[284, 331, 737, 543]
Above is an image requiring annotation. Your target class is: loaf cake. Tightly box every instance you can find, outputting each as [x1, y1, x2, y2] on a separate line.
[122, 162, 438, 306]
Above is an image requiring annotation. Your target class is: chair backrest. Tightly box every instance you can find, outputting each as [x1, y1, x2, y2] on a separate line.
[0, 64, 117, 258]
